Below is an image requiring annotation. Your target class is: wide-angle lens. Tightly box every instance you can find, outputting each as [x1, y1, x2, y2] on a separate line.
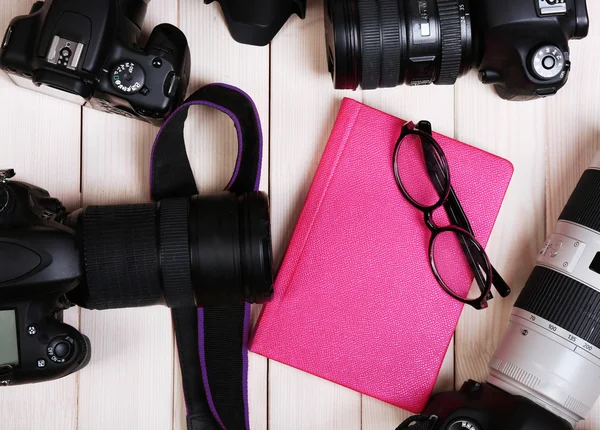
[430, 228, 490, 301]
[394, 132, 449, 209]
[325, 0, 474, 90]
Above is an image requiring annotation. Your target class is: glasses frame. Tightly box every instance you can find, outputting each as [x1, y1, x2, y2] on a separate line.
[393, 120, 511, 310]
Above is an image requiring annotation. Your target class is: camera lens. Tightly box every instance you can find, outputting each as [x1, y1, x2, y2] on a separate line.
[488, 153, 600, 427]
[325, 0, 475, 90]
[189, 192, 274, 305]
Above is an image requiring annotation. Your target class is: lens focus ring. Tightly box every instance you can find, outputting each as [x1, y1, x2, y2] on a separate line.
[436, 0, 462, 85]
[358, 0, 381, 90]
[379, 0, 401, 88]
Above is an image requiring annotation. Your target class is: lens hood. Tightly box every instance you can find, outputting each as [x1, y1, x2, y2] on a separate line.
[206, 0, 306, 46]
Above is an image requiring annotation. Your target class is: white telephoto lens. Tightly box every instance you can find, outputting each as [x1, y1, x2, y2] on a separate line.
[489, 152, 600, 428]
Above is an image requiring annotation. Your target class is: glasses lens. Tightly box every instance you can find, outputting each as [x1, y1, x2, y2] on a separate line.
[431, 229, 490, 301]
[394, 133, 449, 208]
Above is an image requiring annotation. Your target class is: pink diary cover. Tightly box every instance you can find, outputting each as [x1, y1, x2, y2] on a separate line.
[250, 98, 514, 412]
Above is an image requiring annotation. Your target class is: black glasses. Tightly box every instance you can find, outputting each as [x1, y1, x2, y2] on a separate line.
[393, 120, 511, 310]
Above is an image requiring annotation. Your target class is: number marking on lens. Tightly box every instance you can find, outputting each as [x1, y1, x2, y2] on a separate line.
[512, 308, 600, 365]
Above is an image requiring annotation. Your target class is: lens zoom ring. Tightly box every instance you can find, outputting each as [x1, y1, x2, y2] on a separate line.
[358, 0, 381, 89]
[159, 198, 195, 308]
[560, 169, 600, 232]
[378, 0, 401, 88]
[436, 0, 462, 85]
[515, 266, 600, 349]
[81, 204, 162, 310]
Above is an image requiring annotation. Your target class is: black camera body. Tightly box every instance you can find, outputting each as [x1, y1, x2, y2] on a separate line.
[0, 0, 191, 124]
[0, 171, 90, 386]
[326, 0, 589, 100]
[418, 381, 571, 430]
[474, 0, 589, 100]
[0, 167, 273, 385]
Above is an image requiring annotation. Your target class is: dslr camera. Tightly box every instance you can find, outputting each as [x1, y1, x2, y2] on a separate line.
[326, 0, 589, 100]
[399, 153, 600, 429]
[0, 169, 273, 385]
[0, 0, 191, 124]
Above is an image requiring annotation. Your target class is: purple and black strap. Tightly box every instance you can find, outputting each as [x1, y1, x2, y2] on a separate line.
[150, 83, 263, 430]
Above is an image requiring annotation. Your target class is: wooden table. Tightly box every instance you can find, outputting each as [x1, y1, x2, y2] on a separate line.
[1, 0, 599, 429]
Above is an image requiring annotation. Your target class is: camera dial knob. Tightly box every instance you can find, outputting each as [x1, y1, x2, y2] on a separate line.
[111, 61, 146, 94]
[447, 419, 481, 430]
[531, 45, 566, 80]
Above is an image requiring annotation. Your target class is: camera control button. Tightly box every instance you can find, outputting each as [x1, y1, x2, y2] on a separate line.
[531, 45, 565, 80]
[53, 342, 71, 359]
[2, 26, 13, 49]
[36, 359, 46, 369]
[164, 72, 180, 98]
[27, 325, 38, 336]
[47, 336, 74, 363]
[536, 87, 557, 97]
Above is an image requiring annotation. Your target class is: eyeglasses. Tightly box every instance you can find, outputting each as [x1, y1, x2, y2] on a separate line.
[393, 120, 511, 310]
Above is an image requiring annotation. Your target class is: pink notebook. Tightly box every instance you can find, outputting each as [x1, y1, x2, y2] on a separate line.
[250, 98, 513, 412]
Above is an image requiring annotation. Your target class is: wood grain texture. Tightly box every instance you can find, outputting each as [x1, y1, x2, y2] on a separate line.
[360, 85, 455, 429]
[1, 0, 600, 427]
[454, 73, 547, 386]
[268, 0, 362, 428]
[0, 1, 81, 429]
[77, 1, 177, 429]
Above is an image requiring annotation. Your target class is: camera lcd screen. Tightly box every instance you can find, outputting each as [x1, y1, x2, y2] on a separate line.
[0, 310, 19, 366]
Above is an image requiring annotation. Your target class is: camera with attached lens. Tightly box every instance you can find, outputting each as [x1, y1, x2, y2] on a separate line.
[397, 153, 600, 429]
[0, 168, 273, 386]
[325, 0, 589, 100]
[0, 0, 191, 124]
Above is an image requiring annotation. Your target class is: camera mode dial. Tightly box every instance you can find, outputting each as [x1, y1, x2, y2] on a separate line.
[447, 419, 481, 430]
[111, 61, 146, 94]
[531, 45, 566, 80]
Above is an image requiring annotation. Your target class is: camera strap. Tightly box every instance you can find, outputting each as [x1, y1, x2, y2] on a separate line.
[151, 83, 263, 430]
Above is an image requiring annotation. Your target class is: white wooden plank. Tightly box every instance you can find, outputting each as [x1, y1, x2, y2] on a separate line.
[77, 1, 178, 429]
[454, 74, 547, 391]
[268, 0, 363, 428]
[0, 1, 81, 429]
[175, 1, 271, 428]
[544, 3, 600, 427]
[360, 85, 455, 429]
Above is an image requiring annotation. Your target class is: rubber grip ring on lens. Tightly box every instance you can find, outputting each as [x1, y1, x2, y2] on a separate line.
[358, 0, 381, 90]
[378, 0, 401, 88]
[436, 0, 462, 85]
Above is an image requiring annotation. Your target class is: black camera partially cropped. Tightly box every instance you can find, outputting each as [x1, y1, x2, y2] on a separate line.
[325, 0, 589, 100]
[0, 169, 273, 385]
[0, 0, 191, 124]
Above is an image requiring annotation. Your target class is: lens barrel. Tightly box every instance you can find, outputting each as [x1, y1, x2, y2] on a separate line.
[488, 154, 600, 427]
[189, 192, 274, 306]
[325, 0, 474, 90]
[71, 192, 273, 310]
